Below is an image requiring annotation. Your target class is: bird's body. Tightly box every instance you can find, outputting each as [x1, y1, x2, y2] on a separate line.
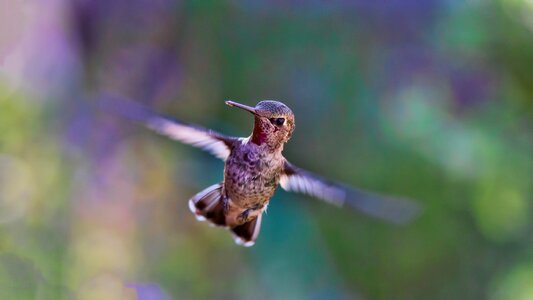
[223, 138, 284, 224]
[103, 97, 420, 247]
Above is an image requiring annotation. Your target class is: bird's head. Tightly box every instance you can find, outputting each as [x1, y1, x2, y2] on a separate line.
[226, 100, 295, 150]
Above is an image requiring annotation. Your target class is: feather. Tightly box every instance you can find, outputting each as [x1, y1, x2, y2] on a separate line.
[280, 160, 421, 224]
[99, 94, 235, 160]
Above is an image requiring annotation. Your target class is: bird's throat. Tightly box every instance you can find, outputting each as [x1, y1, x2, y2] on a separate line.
[251, 123, 267, 145]
[250, 123, 285, 154]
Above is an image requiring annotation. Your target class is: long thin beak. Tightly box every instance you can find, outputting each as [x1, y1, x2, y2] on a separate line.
[225, 100, 257, 115]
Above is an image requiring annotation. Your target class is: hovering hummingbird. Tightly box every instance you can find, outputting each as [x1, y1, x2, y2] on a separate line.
[102, 97, 420, 247]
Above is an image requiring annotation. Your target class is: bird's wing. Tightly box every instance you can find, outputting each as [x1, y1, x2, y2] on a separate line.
[99, 95, 235, 160]
[279, 160, 421, 224]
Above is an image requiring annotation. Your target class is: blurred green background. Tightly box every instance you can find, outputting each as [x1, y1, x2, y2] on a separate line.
[0, 0, 532, 299]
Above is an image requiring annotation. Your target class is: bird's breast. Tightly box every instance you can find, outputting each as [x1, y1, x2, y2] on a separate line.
[224, 145, 283, 208]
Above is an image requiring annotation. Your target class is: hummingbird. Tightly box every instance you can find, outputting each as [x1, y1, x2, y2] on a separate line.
[102, 96, 420, 247]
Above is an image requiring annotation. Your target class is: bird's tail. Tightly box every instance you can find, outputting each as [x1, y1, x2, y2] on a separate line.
[188, 183, 227, 226]
[188, 183, 262, 247]
[231, 214, 262, 247]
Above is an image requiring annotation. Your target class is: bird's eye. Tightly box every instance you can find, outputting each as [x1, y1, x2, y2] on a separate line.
[270, 118, 285, 126]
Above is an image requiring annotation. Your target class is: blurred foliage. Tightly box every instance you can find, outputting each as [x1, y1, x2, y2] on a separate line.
[0, 0, 532, 299]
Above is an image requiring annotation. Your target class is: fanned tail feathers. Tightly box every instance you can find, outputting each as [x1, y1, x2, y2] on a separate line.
[188, 183, 263, 247]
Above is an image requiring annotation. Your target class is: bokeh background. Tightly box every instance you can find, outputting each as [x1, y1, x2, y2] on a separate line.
[1, 0, 532, 299]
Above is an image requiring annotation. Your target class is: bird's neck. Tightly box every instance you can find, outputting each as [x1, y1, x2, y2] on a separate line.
[250, 119, 284, 153]
[251, 120, 267, 146]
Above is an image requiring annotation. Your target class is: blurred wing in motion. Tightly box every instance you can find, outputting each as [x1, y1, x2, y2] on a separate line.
[98, 94, 236, 160]
[280, 160, 421, 224]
